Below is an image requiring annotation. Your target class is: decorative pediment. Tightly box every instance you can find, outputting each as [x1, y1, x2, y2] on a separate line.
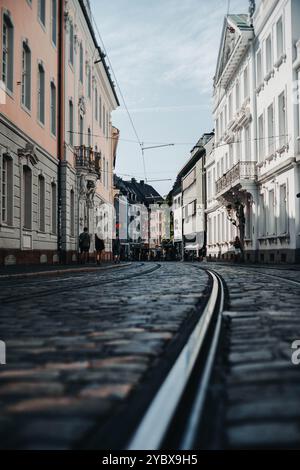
[214, 15, 254, 89]
[17, 142, 39, 166]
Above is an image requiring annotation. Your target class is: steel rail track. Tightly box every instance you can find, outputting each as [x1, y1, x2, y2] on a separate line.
[126, 268, 225, 450]
[1, 263, 161, 305]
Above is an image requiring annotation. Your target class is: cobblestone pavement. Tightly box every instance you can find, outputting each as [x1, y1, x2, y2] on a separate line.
[0, 262, 210, 449]
[203, 263, 300, 449]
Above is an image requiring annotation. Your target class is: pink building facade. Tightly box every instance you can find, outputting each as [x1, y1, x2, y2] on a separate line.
[0, 0, 59, 265]
[0, 0, 119, 265]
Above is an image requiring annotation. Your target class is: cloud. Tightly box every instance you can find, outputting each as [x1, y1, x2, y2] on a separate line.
[114, 103, 210, 115]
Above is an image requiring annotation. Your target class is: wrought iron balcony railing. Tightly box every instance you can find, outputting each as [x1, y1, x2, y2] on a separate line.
[74, 146, 101, 179]
[74, 145, 95, 170]
[215, 161, 257, 196]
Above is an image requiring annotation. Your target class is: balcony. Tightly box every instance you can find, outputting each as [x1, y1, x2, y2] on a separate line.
[215, 161, 257, 197]
[74, 146, 101, 179]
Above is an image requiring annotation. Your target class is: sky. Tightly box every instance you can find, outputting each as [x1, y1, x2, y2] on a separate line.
[92, 0, 249, 196]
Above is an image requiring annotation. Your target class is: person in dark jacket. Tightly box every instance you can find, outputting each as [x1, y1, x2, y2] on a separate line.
[112, 235, 121, 264]
[95, 234, 105, 265]
[79, 227, 90, 264]
[233, 236, 242, 262]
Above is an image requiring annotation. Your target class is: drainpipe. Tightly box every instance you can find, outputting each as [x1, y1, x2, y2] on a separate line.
[57, 0, 65, 263]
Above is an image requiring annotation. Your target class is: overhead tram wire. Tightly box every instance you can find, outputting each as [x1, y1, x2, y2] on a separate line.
[89, 9, 148, 182]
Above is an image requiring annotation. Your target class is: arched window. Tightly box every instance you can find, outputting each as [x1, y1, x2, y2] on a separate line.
[1, 154, 13, 225]
[2, 13, 14, 93]
[38, 175, 45, 231]
[23, 166, 32, 229]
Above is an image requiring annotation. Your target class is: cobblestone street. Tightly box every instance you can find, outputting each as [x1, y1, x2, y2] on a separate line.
[0, 262, 210, 449]
[1, 262, 300, 450]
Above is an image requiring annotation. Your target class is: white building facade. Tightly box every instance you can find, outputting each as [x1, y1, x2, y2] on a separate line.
[207, 0, 300, 263]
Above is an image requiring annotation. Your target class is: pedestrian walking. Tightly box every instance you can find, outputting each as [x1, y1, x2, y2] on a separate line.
[95, 234, 105, 265]
[112, 235, 121, 264]
[79, 227, 90, 264]
[233, 235, 242, 262]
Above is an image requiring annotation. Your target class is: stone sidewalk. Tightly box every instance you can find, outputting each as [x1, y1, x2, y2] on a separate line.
[205, 263, 300, 449]
[0, 262, 131, 280]
[0, 262, 210, 449]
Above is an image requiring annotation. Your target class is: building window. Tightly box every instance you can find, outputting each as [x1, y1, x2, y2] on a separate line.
[276, 16, 284, 59]
[21, 42, 31, 110]
[229, 143, 233, 168]
[266, 34, 272, 74]
[278, 91, 286, 148]
[37, 64, 45, 124]
[88, 127, 91, 148]
[69, 100, 73, 146]
[51, 182, 57, 234]
[236, 130, 241, 161]
[258, 113, 264, 161]
[87, 66, 91, 98]
[106, 161, 109, 188]
[50, 81, 56, 136]
[256, 49, 262, 85]
[279, 184, 288, 234]
[23, 166, 32, 230]
[79, 115, 84, 146]
[69, 21, 74, 65]
[267, 189, 276, 235]
[259, 193, 266, 236]
[38, 0, 46, 26]
[79, 43, 83, 83]
[106, 111, 109, 138]
[267, 103, 275, 154]
[103, 157, 105, 187]
[245, 199, 252, 239]
[244, 66, 249, 99]
[228, 92, 232, 121]
[99, 95, 102, 127]
[235, 81, 240, 111]
[1, 154, 13, 225]
[38, 175, 45, 232]
[2, 13, 14, 93]
[95, 88, 98, 120]
[103, 104, 105, 135]
[70, 189, 75, 237]
[245, 125, 251, 160]
[51, 0, 57, 46]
